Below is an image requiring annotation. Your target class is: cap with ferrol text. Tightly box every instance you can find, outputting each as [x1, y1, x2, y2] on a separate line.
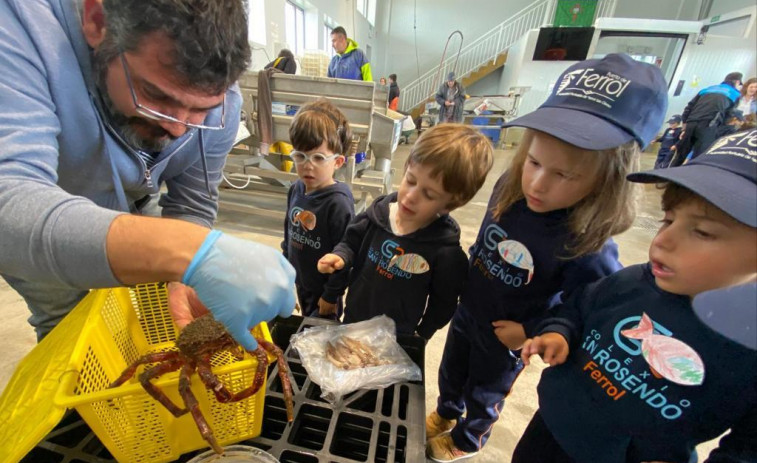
[628, 129, 757, 227]
[505, 53, 668, 150]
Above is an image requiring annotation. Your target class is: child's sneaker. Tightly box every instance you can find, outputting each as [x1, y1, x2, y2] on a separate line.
[425, 410, 456, 439]
[426, 433, 479, 462]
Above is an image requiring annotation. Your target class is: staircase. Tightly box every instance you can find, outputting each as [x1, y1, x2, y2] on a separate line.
[400, 0, 618, 118]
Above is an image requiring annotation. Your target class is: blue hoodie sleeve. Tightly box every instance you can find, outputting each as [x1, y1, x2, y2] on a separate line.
[416, 246, 469, 340]
[704, 405, 757, 463]
[321, 193, 356, 303]
[522, 239, 621, 337]
[281, 184, 296, 258]
[331, 211, 370, 269]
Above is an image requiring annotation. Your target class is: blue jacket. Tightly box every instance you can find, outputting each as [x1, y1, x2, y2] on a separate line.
[682, 82, 740, 126]
[0, 0, 241, 333]
[536, 264, 757, 463]
[327, 38, 372, 81]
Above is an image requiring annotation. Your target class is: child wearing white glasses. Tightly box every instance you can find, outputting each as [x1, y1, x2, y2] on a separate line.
[282, 99, 355, 319]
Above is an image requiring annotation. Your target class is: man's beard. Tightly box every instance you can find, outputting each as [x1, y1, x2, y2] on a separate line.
[92, 47, 175, 153]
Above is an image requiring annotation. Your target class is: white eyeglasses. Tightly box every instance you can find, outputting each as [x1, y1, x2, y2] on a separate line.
[120, 53, 226, 130]
[291, 151, 339, 166]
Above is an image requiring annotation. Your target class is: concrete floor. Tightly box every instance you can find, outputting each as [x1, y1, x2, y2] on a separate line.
[0, 137, 720, 462]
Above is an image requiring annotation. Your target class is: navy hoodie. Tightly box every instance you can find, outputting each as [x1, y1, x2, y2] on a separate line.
[535, 264, 757, 463]
[332, 193, 468, 340]
[282, 180, 354, 303]
[462, 174, 622, 335]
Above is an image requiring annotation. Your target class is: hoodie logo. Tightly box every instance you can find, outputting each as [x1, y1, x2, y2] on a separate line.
[290, 207, 317, 230]
[497, 240, 534, 284]
[556, 67, 632, 107]
[483, 224, 507, 251]
[621, 313, 705, 386]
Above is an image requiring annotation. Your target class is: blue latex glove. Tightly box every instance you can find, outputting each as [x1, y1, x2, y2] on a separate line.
[182, 230, 296, 350]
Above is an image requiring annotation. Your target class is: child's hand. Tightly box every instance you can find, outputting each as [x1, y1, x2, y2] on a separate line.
[318, 298, 337, 316]
[492, 320, 526, 350]
[317, 254, 345, 274]
[521, 333, 569, 367]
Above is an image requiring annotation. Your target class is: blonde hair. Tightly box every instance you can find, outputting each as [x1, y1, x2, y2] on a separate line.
[289, 99, 352, 155]
[405, 123, 494, 209]
[492, 129, 640, 258]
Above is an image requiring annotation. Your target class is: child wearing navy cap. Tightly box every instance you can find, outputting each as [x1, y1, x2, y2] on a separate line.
[654, 115, 683, 168]
[426, 53, 669, 461]
[517, 129, 757, 463]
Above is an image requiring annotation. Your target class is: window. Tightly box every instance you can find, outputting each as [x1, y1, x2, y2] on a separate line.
[356, 0, 376, 26]
[285, 1, 305, 56]
[248, 0, 266, 45]
[323, 24, 335, 58]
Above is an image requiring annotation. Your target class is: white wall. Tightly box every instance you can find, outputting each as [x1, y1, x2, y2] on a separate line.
[374, 0, 535, 86]
[613, 0, 701, 21]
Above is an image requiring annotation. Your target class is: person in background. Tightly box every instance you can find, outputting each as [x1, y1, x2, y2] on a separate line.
[516, 129, 757, 463]
[0, 0, 295, 350]
[282, 100, 354, 320]
[736, 77, 756, 123]
[670, 71, 742, 166]
[379, 76, 387, 86]
[317, 124, 493, 342]
[436, 72, 466, 124]
[327, 26, 372, 81]
[388, 73, 400, 111]
[264, 48, 297, 75]
[425, 53, 668, 462]
[653, 115, 682, 168]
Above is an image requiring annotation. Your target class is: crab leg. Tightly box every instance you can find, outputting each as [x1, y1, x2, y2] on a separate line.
[196, 348, 268, 403]
[257, 339, 294, 422]
[110, 351, 180, 387]
[138, 359, 187, 416]
[179, 364, 224, 455]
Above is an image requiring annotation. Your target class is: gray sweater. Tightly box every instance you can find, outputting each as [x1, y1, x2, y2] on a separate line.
[0, 0, 241, 336]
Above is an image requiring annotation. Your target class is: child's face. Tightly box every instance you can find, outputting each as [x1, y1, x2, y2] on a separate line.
[397, 162, 454, 227]
[294, 141, 344, 193]
[649, 200, 757, 297]
[521, 132, 598, 213]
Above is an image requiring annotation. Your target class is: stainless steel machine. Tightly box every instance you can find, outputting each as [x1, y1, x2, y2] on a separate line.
[220, 72, 404, 218]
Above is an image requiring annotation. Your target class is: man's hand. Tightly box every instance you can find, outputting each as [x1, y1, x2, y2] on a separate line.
[492, 320, 526, 350]
[167, 282, 209, 329]
[183, 231, 296, 351]
[318, 298, 337, 316]
[444, 101, 452, 106]
[318, 254, 345, 274]
[521, 333, 570, 366]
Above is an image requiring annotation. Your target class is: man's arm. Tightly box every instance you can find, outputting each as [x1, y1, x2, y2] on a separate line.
[360, 53, 373, 82]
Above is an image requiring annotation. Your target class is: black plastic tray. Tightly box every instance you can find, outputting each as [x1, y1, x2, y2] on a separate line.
[22, 316, 426, 463]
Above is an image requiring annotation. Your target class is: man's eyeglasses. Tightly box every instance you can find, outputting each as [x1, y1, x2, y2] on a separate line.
[119, 53, 225, 131]
[291, 151, 339, 166]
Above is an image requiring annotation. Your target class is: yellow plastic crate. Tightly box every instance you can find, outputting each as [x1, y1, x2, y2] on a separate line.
[52, 284, 272, 463]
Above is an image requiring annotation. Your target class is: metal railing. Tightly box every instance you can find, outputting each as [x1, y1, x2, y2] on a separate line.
[400, 0, 617, 113]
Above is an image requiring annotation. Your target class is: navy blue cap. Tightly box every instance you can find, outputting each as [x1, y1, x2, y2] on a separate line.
[505, 53, 668, 150]
[628, 129, 757, 227]
[693, 283, 756, 350]
[447, 72, 456, 81]
[667, 114, 682, 124]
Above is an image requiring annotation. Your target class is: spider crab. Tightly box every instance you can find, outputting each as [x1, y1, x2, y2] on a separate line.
[109, 314, 294, 454]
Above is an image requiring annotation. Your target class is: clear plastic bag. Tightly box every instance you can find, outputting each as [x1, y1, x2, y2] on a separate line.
[290, 315, 422, 403]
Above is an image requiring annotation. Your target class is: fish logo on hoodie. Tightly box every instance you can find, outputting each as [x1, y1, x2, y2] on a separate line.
[622, 313, 705, 386]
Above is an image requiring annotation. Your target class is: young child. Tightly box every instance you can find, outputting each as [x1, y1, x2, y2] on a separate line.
[516, 129, 757, 463]
[317, 124, 494, 340]
[282, 99, 355, 319]
[654, 115, 682, 168]
[425, 53, 669, 462]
